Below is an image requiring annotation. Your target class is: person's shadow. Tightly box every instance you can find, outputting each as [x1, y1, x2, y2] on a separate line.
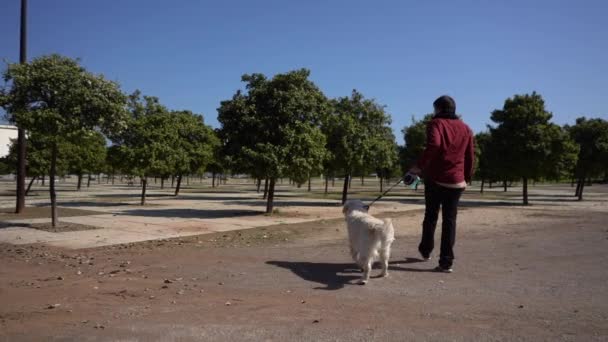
[266, 258, 435, 290]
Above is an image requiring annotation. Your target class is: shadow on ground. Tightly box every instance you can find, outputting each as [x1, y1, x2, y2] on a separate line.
[118, 208, 264, 219]
[266, 258, 436, 290]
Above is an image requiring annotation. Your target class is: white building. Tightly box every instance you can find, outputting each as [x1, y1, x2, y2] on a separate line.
[0, 125, 18, 158]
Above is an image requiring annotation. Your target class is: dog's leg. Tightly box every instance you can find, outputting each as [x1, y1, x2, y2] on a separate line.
[380, 248, 390, 278]
[359, 259, 372, 285]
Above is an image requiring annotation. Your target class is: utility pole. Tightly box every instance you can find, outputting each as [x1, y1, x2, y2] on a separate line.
[15, 0, 27, 213]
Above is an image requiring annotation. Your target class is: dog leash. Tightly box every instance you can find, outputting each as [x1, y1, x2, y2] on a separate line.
[365, 174, 421, 208]
[365, 178, 404, 208]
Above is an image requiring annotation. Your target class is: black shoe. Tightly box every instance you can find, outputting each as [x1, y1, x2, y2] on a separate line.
[419, 251, 431, 261]
[434, 266, 453, 273]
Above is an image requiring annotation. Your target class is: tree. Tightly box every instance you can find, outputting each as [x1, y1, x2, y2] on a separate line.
[0, 54, 127, 226]
[323, 90, 393, 204]
[489, 92, 575, 205]
[105, 145, 124, 185]
[65, 130, 107, 190]
[5, 133, 70, 194]
[368, 127, 399, 192]
[474, 132, 494, 193]
[567, 117, 608, 200]
[400, 114, 433, 172]
[115, 95, 176, 205]
[218, 69, 329, 214]
[170, 110, 218, 196]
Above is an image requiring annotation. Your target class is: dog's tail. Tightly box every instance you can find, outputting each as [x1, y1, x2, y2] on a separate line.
[381, 218, 395, 241]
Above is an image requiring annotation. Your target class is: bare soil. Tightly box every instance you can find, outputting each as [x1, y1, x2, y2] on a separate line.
[0, 207, 102, 220]
[1, 205, 607, 341]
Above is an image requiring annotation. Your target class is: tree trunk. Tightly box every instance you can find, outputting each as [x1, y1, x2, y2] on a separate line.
[578, 178, 585, 201]
[98, 173, 101, 184]
[140, 177, 147, 205]
[186, 175, 189, 186]
[161, 177, 165, 189]
[489, 181, 493, 189]
[263, 178, 269, 200]
[324, 176, 329, 195]
[50, 143, 59, 227]
[256, 178, 261, 193]
[171, 175, 175, 188]
[77, 173, 83, 191]
[26, 176, 37, 196]
[361, 175, 364, 186]
[265, 178, 276, 214]
[480, 179, 485, 194]
[348, 176, 352, 189]
[379, 174, 383, 193]
[341, 174, 350, 204]
[308, 176, 312, 192]
[523, 177, 529, 205]
[503, 179, 508, 192]
[41, 175, 45, 186]
[415, 182, 419, 191]
[575, 178, 582, 197]
[112, 170, 115, 185]
[212, 172, 216, 188]
[174, 175, 182, 196]
[87, 173, 92, 188]
[332, 177, 335, 187]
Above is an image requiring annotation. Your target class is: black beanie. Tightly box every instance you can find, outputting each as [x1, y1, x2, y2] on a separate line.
[433, 95, 456, 115]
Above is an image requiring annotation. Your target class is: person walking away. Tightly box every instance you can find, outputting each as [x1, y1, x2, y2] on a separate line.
[409, 95, 474, 273]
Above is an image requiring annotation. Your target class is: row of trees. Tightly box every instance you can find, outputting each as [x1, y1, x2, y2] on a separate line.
[2, 54, 607, 224]
[217, 70, 399, 213]
[0, 55, 219, 226]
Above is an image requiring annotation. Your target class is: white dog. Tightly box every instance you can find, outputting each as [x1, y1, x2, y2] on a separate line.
[342, 200, 395, 285]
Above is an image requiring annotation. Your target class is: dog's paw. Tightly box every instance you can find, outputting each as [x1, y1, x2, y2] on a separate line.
[357, 279, 368, 285]
[380, 272, 389, 278]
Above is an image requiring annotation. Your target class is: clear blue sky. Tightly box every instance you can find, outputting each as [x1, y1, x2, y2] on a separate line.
[1, 0, 607, 138]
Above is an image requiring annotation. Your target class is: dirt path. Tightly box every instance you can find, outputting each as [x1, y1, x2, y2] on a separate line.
[1, 206, 607, 341]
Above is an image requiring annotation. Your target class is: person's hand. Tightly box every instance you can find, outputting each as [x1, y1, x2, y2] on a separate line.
[409, 166, 422, 175]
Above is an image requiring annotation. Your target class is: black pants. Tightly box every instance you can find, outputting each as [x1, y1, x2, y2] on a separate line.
[418, 181, 464, 268]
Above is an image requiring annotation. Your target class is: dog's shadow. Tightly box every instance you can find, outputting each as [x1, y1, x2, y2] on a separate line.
[266, 258, 434, 290]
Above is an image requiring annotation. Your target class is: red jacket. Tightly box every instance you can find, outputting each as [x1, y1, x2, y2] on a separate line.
[416, 116, 475, 184]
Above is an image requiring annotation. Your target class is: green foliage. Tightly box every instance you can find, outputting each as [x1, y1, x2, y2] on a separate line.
[0, 54, 128, 224]
[218, 69, 329, 212]
[489, 92, 578, 203]
[474, 132, 495, 181]
[65, 130, 107, 177]
[567, 117, 608, 179]
[171, 110, 219, 176]
[399, 114, 433, 171]
[218, 69, 329, 181]
[324, 90, 393, 176]
[113, 91, 219, 201]
[5, 133, 72, 178]
[0, 157, 8, 175]
[1, 54, 128, 140]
